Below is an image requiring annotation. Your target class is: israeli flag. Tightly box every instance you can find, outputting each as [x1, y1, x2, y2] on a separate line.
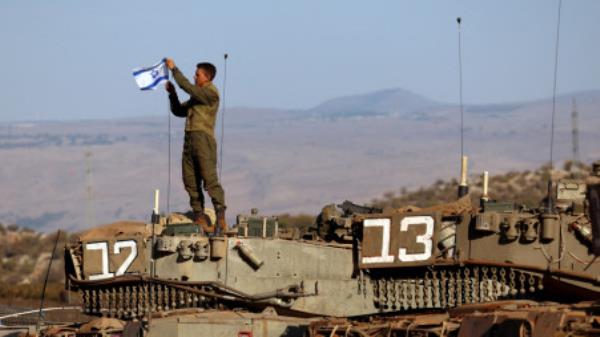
[132, 59, 169, 90]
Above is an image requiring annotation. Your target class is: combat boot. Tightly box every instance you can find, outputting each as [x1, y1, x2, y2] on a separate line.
[216, 209, 228, 235]
[194, 210, 214, 234]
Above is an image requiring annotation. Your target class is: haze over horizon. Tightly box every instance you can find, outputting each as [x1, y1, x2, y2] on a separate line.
[1, 87, 599, 231]
[1, 86, 598, 124]
[1, 0, 599, 122]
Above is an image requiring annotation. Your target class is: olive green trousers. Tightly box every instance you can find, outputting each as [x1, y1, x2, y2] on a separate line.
[182, 131, 226, 213]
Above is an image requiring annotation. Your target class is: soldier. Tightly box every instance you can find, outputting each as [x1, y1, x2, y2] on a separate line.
[164, 58, 227, 233]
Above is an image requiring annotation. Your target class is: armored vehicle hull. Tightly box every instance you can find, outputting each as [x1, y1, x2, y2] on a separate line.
[42, 165, 600, 337]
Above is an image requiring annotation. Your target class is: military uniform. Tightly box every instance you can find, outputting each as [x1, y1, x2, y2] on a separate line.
[168, 67, 226, 226]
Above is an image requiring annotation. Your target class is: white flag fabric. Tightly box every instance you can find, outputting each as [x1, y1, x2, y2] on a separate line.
[132, 59, 169, 90]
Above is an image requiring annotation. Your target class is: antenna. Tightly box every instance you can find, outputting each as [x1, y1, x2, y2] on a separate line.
[456, 17, 469, 198]
[457, 17, 464, 160]
[84, 151, 95, 227]
[571, 98, 580, 166]
[219, 53, 229, 180]
[36, 230, 61, 332]
[549, 0, 563, 170]
[547, 0, 563, 214]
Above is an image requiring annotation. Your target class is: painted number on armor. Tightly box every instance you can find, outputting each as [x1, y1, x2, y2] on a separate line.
[361, 216, 434, 264]
[362, 219, 395, 264]
[86, 240, 137, 280]
[398, 216, 434, 262]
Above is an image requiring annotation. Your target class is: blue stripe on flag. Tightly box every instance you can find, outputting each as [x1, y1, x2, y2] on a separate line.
[132, 58, 166, 76]
[140, 75, 169, 90]
[132, 65, 156, 76]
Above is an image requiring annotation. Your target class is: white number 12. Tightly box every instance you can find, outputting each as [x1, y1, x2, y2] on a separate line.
[86, 240, 137, 280]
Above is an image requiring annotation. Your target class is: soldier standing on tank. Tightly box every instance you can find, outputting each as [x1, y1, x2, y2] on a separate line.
[164, 58, 227, 233]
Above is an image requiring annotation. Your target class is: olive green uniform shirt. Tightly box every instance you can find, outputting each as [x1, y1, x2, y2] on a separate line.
[170, 67, 220, 137]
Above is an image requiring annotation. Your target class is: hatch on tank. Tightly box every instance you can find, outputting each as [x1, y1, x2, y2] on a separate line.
[236, 208, 279, 238]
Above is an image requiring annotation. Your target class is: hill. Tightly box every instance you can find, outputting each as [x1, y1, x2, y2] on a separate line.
[0, 88, 599, 231]
[0, 225, 70, 304]
[371, 160, 591, 209]
[0, 225, 69, 284]
[306, 88, 442, 120]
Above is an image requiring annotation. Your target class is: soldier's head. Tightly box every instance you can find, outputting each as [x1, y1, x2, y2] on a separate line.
[195, 62, 217, 87]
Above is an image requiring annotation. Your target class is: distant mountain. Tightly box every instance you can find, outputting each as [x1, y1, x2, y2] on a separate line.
[464, 90, 600, 116]
[306, 88, 442, 120]
[302, 88, 600, 121]
[0, 87, 599, 231]
[534, 90, 600, 107]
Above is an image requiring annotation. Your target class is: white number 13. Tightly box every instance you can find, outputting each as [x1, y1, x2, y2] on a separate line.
[399, 216, 434, 262]
[362, 216, 434, 264]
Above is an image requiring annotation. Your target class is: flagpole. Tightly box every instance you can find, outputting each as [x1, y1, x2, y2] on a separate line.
[165, 59, 171, 215]
[167, 100, 171, 215]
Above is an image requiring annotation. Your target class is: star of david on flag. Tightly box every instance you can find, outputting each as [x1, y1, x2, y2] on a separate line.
[132, 59, 169, 90]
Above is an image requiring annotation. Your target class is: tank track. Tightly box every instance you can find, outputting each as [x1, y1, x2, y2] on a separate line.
[72, 276, 305, 319]
[74, 277, 257, 319]
[369, 265, 543, 311]
[73, 265, 543, 319]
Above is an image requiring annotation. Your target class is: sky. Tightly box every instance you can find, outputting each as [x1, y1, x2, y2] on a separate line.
[0, 0, 599, 121]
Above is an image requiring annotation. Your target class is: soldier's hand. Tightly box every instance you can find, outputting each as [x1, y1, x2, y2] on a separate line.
[165, 58, 175, 70]
[165, 81, 176, 93]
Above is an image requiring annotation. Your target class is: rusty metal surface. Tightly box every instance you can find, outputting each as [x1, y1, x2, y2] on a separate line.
[310, 313, 459, 337]
[309, 301, 600, 337]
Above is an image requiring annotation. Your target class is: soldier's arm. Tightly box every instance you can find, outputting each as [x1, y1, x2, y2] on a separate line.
[168, 90, 188, 118]
[172, 67, 219, 105]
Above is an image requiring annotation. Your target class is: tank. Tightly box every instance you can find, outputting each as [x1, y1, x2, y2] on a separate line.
[43, 161, 600, 337]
